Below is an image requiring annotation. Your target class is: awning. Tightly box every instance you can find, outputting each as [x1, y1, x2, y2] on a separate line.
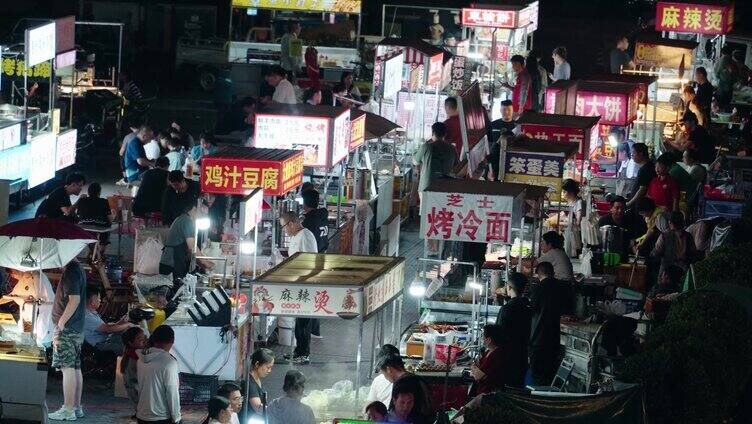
[351, 109, 401, 140]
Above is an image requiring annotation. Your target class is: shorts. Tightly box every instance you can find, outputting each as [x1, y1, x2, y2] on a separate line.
[52, 329, 84, 369]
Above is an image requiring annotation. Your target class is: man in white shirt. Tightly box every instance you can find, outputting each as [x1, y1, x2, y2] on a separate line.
[143, 137, 162, 161]
[265, 66, 298, 105]
[217, 382, 242, 424]
[137, 325, 181, 424]
[279, 211, 318, 364]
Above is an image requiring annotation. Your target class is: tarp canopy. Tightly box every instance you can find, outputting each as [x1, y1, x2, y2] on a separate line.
[471, 384, 646, 423]
[351, 109, 400, 140]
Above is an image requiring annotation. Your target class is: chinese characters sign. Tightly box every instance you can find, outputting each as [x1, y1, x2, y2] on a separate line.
[25, 22, 56, 67]
[450, 56, 469, 92]
[331, 111, 350, 165]
[55, 129, 77, 171]
[462, 8, 517, 29]
[251, 284, 363, 318]
[381, 53, 404, 98]
[655, 2, 734, 35]
[521, 124, 590, 160]
[0, 124, 22, 152]
[231, 0, 361, 14]
[350, 113, 366, 150]
[28, 133, 56, 189]
[364, 261, 404, 318]
[1, 57, 52, 80]
[427, 53, 444, 87]
[420, 192, 514, 243]
[201, 152, 304, 196]
[634, 41, 694, 69]
[254, 114, 330, 167]
[575, 91, 638, 126]
[504, 152, 565, 202]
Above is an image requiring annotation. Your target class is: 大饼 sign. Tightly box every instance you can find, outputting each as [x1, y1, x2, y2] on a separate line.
[655, 2, 734, 35]
[575, 91, 638, 126]
[231, 0, 361, 14]
[420, 191, 514, 243]
[55, 129, 77, 171]
[504, 151, 565, 202]
[201, 152, 304, 196]
[251, 284, 362, 318]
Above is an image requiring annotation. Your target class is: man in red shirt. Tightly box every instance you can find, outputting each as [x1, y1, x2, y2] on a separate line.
[503, 55, 532, 117]
[647, 154, 680, 211]
[443, 97, 463, 158]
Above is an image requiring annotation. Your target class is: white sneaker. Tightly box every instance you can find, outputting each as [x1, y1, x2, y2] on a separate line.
[74, 407, 85, 418]
[48, 407, 77, 421]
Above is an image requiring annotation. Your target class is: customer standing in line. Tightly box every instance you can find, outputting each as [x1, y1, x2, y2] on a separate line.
[136, 325, 181, 424]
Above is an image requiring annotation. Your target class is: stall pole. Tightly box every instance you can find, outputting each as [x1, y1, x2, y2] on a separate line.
[396, 294, 403, 340]
[336, 161, 344, 228]
[381, 4, 386, 37]
[356, 12, 362, 50]
[355, 317, 365, 406]
[390, 297, 397, 343]
[23, 63, 28, 119]
[370, 312, 378, 379]
[516, 215, 525, 273]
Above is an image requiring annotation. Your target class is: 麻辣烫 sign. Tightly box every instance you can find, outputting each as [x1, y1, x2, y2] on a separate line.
[251, 284, 362, 318]
[201, 151, 304, 196]
[655, 2, 734, 35]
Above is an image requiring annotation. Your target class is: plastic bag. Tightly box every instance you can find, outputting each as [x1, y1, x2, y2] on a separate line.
[579, 248, 593, 278]
[135, 237, 162, 275]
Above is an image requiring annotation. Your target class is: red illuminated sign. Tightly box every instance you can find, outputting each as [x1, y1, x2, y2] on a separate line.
[201, 153, 304, 196]
[461, 8, 517, 29]
[575, 90, 639, 126]
[655, 2, 734, 35]
[521, 124, 589, 159]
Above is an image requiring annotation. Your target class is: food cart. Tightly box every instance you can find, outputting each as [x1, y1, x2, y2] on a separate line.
[621, 36, 698, 146]
[459, 1, 539, 107]
[517, 111, 601, 180]
[250, 252, 405, 420]
[228, 0, 363, 95]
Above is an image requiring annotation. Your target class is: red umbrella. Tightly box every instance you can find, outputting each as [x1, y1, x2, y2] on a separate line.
[0, 218, 97, 271]
[0, 217, 95, 239]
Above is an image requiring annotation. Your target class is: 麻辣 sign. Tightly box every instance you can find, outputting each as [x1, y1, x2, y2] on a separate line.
[251, 284, 362, 318]
[420, 191, 514, 243]
[201, 152, 304, 196]
[655, 2, 734, 35]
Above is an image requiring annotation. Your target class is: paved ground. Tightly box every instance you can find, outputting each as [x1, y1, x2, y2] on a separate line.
[7, 88, 426, 421]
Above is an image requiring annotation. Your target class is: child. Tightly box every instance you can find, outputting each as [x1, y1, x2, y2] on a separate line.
[365, 401, 388, 422]
[166, 137, 186, 172]
[121, 326, 147, 409]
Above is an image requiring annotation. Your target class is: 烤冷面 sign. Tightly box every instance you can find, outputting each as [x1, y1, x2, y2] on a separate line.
[420, 191, 515, 243]
[655, 2, 734, 35]
[504, 151, 565, 201]
[55, 129, 77, 170]
[25, 22, 56, 67]
[251, 284, 362, 318]
[201, 152, 304, 196]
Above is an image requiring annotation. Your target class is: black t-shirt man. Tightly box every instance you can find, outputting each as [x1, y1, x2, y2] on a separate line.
[598, 212, 646, 258]
[161, 179, 200, 226]
[495, 296, 532, 387]
[630, 160, 656, 200]
[302, 208, 329, 253]
[133, 168, 169, 217]
[695, 81, 714, 114]
[688, 125, 716, 164]
[36, 187, 72, 220]
[610, 48, 632, 73]
[529, 277, 573, 349]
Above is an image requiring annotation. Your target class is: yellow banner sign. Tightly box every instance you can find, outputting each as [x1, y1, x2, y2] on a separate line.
[232, 0, 361, 14]
[634, 41, 694, 69]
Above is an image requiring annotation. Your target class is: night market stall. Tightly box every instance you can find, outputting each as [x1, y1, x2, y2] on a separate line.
[228, 0, 363, 94]
[250, 252, 405, 421]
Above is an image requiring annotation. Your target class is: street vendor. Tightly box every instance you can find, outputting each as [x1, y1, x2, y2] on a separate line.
[158, 203, 215, 282]
[443, 97, 463, 158]
[161, 170, 201, 226]
[625, 143, 655, 209]
[470, 325, 507, 395]
[597, 195, 645, 259]
[633, 197, 670, 257]
[534, 231, 575, 282]
[279, 211, 318, 365]
[503, 55, 533, 118]
[378, 354, 434, 424]
[666, 114, 716, 164]
[494, 272, 531, 388]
